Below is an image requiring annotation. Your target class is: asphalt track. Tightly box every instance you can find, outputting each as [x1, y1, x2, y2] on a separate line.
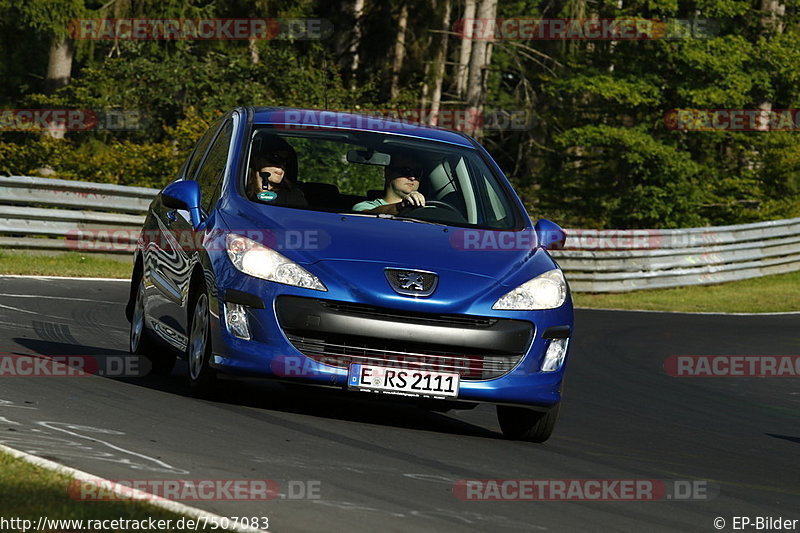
[0, 276, 798, 532]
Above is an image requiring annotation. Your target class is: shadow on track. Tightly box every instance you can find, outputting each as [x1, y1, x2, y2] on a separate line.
[12, 335, 500, 440]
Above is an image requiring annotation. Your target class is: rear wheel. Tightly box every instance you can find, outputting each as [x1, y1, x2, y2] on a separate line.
[187, 287, 218, 396]
[130, 277, 176, 375]
[497, 404, 560, 443]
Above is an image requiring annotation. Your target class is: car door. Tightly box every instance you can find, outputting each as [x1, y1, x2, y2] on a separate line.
[162, 118, 235, 337]
[145, 118, 225, 347]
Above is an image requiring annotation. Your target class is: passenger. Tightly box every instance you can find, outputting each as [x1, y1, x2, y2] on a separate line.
[247, 135, 307, 208]
[352, 152, 425, 214]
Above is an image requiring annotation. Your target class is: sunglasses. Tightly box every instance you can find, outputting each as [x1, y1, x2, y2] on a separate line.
[257, 170, 274, 180]
[387, 165, 423, 179]
[259, 151, 288, 166]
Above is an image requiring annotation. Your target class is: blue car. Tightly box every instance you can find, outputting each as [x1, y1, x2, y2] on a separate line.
[126, 107, 573, 442]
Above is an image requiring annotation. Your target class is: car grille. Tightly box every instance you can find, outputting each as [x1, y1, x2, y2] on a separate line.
[284, 334, 521, 379]
[277, 297, 532, 380]
[318, 301, 497, 328]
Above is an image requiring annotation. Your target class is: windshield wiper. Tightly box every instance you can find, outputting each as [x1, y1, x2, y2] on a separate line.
[394, 216, 448, 227]
[340, 212, 448, 227]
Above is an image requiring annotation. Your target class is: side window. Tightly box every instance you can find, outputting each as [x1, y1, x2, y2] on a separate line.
[184, 119, 223, 181]
[481, 175, 509, 225]
[194, 120, 233, 211]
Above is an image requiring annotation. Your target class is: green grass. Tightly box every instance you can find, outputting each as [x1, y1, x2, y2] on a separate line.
[572, 269, 800, 313]
[0, 250, 131, 278]
[0, 450, 228, 531]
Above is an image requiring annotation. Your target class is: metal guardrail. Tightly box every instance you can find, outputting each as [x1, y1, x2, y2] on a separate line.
[551, 219, 800, 292]
[1, 176, 798, 292]
[0, 176, 156, 254]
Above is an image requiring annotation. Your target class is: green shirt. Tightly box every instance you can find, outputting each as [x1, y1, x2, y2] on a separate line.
[352, 198, 388, 211]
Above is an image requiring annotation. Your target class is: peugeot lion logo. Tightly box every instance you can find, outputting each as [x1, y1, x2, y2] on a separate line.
[398, 272, 425, 291]
[385, 268, 438, 297]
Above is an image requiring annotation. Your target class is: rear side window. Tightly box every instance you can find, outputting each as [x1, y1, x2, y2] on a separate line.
[194, 120, 233, 211]
[184, 119, 223, 181]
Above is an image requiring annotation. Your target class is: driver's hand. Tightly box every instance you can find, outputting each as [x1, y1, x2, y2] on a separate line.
[401, 191, 426, 208]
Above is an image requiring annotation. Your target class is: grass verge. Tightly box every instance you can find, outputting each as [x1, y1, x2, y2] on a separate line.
[572, 269, 800, 313]
[0, 449, 231, 531]
[0, 250, 131, 279]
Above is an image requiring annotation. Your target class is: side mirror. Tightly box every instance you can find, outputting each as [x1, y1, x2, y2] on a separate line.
[534, 219, 567, 250]
[162, 180, 204, 230]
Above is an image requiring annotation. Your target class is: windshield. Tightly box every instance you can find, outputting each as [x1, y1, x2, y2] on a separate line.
[243, 126, 522, 230]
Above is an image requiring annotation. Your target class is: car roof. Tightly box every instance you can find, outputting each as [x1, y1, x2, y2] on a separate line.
[250, 107, 476, 148]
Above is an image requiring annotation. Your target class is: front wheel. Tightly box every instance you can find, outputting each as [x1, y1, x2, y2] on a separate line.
[187, 288, 217, 396]
[496, 404, 560, 443]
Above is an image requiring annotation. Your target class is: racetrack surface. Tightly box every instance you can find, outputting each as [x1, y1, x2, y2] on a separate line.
[0, 277, 798, 532]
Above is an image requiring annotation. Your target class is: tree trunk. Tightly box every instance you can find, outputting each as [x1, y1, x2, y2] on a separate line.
[761, 0, 785, 32]
[45, 35, 74, 139]
[46, 35, 74, 92]
[390, 2, 410, 100]
[429, 0, 453, 125]
[420, 62, 431, 112]
[756, 0, 785, 131]
[464, 0, 496, 137]
[249, 38, 260, 64]
[349, 0, 366, 87]
[455, 0, 476, 99]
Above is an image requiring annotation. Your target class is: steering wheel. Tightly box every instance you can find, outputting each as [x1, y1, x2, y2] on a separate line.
[398, 200, 466, 222]
[399, 200, 461, 216]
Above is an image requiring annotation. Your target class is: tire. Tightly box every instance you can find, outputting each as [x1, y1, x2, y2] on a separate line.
[130, 276, 176, 375]
[186, 285, 218, 396]
[496, 403, 560, 443]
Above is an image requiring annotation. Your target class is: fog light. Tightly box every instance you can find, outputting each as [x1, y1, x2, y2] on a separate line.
[541, 338, 569, 372]
[225, 302, 250, 340]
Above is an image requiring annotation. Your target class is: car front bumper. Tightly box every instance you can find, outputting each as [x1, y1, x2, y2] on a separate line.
[208, 280, 573, 408]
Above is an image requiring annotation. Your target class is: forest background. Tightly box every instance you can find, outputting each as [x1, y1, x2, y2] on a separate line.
[1, 0, 799, 229]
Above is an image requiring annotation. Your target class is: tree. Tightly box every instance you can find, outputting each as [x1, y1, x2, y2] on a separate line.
[464, 0, 496, 137]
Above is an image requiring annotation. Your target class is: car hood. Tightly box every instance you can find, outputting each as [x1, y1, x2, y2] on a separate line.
[220, 207, 553, 286]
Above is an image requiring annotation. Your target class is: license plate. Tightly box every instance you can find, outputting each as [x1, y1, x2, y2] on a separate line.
[348, 364, 460, 398]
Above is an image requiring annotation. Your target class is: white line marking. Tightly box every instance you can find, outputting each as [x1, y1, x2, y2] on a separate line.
[0, 274, 127, 282]
[0, 399, 36, 409]
[0, 303, 79, 322]
[37, 422, 187, 474]
[0, 293, 121, 305]
[0, 302, 40, 315]
[0, 443, 267, 533]
[575, 306, 800, 316]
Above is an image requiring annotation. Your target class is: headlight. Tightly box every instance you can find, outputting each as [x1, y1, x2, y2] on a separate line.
[226, 234, 326, 291]
[492, 269, 567, 310]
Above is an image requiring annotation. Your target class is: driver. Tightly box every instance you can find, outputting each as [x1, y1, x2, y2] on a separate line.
[352, 152, 425, 214]
[247, 134, 307, 208]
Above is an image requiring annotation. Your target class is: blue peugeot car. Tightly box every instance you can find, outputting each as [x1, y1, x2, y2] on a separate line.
[126, 107, 573, 442]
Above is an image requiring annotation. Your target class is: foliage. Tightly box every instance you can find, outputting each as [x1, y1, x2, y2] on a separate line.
[2, 0, 800, 228]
